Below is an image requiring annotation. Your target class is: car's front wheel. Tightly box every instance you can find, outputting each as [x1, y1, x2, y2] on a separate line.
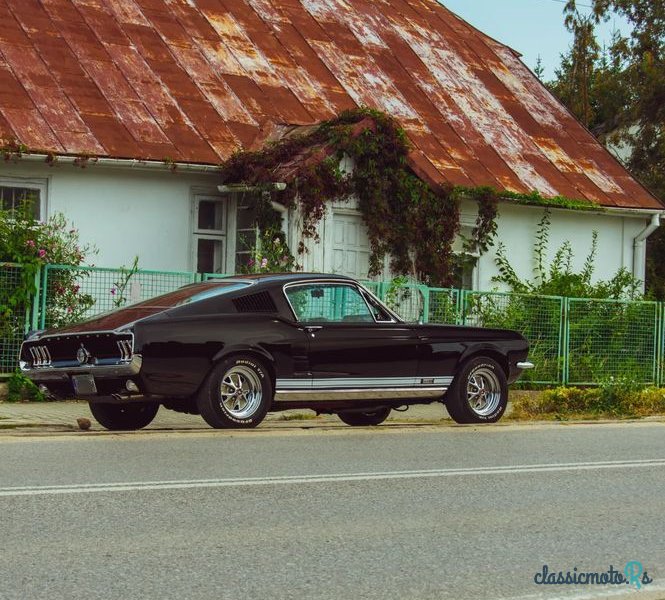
[445, 357, 508, 424]
[197, 355, 272, 429]
[89, 401, 160, 431]
[337, 406, 391, 426]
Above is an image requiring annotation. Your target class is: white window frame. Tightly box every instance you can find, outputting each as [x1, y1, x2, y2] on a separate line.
[454, 221, 480, 290]
[0, 177, 48, 220]
[191, 191, 231, 275]
[233, 193, 260, 273]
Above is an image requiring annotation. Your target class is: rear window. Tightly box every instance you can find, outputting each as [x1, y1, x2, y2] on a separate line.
[51, 282, 251, 332]
[174, 282, 252, 306]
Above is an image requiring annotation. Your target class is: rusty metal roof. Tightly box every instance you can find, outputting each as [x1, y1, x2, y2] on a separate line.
[0, 0, 660, 209]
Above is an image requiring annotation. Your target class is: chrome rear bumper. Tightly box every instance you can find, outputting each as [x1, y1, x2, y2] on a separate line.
[20, 355, 142, 382]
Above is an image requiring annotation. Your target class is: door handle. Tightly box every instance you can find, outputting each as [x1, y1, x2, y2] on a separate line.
[304, 326, 323, 335]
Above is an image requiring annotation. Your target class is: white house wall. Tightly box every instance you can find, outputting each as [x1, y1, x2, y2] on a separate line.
[2, 159, 652, 290]
[291, 196, 649, 291]
[473, 201, 649, 292]
[0, 161, 219, 271]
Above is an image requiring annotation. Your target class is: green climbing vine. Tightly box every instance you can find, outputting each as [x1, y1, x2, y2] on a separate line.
[218, 108, 603, 286]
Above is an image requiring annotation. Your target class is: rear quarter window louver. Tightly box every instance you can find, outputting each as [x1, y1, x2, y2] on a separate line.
[233, 291, 278, 313]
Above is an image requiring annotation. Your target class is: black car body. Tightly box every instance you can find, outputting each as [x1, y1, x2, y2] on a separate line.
[20, 274, 533, 430]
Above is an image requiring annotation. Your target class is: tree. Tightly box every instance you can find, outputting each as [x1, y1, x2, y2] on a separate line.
[534, 55, 545, 81]
[560, 1, 665, 296]
[547, 13, 628, 135]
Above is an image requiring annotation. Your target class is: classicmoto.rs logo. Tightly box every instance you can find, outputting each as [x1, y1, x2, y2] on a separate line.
[534, 561, 653, 590]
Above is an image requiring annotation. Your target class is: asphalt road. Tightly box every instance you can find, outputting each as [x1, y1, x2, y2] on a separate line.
[1, 422, 664, 600]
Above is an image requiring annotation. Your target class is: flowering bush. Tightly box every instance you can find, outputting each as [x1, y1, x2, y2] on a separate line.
[241, 228, 295, 274]
[110, 256, 140, 308]
[0, 198, 95, 331]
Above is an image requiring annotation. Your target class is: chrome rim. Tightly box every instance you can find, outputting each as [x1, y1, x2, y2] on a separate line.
[219, 366, 263, 419]
[466, 367, 502, 416]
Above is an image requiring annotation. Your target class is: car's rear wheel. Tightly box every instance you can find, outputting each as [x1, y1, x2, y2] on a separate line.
[197, 355, 272, 429]
[89, 401, 159, 431]
[445, 357, 508, 424]
[338, 406, 391, 426]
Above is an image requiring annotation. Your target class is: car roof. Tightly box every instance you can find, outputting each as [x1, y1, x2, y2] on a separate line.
[204, 273, 357, 285]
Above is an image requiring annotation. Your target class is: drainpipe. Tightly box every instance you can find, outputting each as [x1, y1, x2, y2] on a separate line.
[633, 213, 661, 284]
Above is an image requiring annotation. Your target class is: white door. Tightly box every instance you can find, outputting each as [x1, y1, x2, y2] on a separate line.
[326, 211, 371, 279]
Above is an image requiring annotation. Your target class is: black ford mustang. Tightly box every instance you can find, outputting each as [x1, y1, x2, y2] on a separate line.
[20, 274, 533, 430]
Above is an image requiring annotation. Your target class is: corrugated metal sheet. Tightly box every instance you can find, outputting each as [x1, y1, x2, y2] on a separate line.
[0, 0, 659, 209]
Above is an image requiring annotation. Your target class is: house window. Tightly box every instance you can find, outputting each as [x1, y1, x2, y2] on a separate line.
[193, 195, 227, 274]
[0, 178, 47, 220]
[234, 197, 259, 272]
[453, 254, 477, 290]
[453, 225, 478, 290]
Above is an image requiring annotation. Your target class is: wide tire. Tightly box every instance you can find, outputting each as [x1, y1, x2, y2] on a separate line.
[197, 355, 272, 429]
[445, 357, 508, 424]
[338, 406, 391, 426]
[89, 401, 159, 431]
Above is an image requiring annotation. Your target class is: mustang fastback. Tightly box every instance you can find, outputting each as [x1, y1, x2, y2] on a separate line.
[20, 273, 533, 430]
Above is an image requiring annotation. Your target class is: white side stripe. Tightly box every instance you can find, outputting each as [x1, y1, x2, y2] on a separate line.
[276, 376, 453, 390]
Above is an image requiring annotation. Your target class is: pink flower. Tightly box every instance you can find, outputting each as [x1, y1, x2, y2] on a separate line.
[248, 259, 255, 267]
[38, 249, 47, 258]
[25, 240, 35, 248]
[261, 257, 268, 268]
[110, 288, 117, 296]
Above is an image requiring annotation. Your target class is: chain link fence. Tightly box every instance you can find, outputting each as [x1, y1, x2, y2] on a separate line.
[2, 264, 665, 387]
[39, 265, 198, 330]
[0, 263, 33, 374]
[566, 298, 659, 385]
[460, 292, 564, 384]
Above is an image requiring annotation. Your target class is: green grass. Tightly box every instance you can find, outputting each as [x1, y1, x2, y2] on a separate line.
[508, 384, 665, 421]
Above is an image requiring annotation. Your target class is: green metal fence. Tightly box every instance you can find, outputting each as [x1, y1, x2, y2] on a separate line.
[565, 298, 660, 385]
[0, 263, 34, 374]
[2, 263, 665, 388]
[39, 265, 198, 330]
[459, 291, 564, 385]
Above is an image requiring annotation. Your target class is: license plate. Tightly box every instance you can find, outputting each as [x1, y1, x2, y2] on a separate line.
[72, 374, 97, 396]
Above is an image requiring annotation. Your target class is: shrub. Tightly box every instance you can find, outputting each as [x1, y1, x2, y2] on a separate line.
[484, 209, 646, 385]
[493, 209, 641, 299]
[6, 370, 46, 402]
[0, 198, 95, 332]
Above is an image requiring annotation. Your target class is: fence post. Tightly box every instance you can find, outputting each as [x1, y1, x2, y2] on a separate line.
[29, 267, 41, 332]
[561, 297, 569, 386]
[39, 264, 49, 329]
[420, 285, 430, 323]
[459, 290, 468, 326]
[654, 302, 665, 387]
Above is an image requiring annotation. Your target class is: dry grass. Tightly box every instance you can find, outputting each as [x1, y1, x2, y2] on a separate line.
[508, 385, 665, 421]
[274, 412, 322, 421]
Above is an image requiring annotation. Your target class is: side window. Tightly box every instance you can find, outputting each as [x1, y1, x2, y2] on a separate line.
[362, 291, 395, 322]
[286, 284, 374, 323]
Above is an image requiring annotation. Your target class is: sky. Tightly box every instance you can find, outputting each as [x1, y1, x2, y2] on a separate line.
[440, 0, 631, 80]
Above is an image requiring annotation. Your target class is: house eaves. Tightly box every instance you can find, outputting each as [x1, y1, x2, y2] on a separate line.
[0, 0, 660, 210]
